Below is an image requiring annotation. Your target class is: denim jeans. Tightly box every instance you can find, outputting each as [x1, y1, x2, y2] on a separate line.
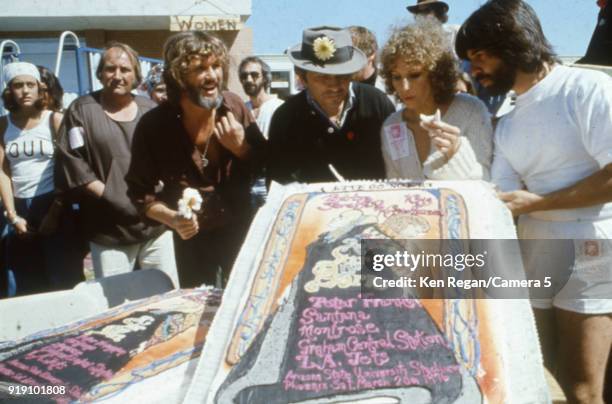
[0, 213, 14, 297]
[7, 192, 85, 296]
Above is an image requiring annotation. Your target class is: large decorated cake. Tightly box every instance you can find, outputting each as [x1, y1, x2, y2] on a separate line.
[184, 180, 549, 404]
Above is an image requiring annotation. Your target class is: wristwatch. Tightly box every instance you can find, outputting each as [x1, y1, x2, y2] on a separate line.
[3, 210, 21, 225]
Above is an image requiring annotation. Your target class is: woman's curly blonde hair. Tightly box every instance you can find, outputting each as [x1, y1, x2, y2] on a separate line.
[163, 31, 229, 106]
[381, 18, 459, 105]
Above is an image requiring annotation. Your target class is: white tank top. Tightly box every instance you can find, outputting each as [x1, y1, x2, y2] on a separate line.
[4, 110, 56, 198]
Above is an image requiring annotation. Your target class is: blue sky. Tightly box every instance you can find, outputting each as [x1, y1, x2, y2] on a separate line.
[247, 0, 598, 57]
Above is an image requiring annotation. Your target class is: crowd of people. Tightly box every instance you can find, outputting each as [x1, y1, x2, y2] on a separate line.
[0, 0, 610, 402]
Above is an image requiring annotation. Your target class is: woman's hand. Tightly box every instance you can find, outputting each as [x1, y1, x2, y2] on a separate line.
[13, 217, 28, 236]
[420, 119, 461, 161]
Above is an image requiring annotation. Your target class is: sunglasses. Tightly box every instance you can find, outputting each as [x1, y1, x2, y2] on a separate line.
[239, 71, 261, 81]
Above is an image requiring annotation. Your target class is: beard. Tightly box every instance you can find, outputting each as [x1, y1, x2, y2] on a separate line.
[474, 61, 516, 96]
[243, 81, 264, 97]
[186, 81, 223, 110]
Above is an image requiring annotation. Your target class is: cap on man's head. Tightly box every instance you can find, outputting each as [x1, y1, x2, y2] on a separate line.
[2, 62, 41, 84]
[407, 0, 449, 14]
[287, 26, 367, 75]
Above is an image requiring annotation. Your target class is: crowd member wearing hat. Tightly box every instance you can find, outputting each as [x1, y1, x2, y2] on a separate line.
[380, 19, 492, 181]
[408, 0, 460, 54]
[407, 0, 449, 23]
[0, 62, 82, 295]
[267, 27, 395, 184]
[457, 1, 612, 402]
[55, 42, 179, 287]
[126, 31, 265, 288]
[409, 0, 506, 116]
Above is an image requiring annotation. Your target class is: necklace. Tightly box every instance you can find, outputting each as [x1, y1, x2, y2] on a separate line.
[201, 137, 211, 168]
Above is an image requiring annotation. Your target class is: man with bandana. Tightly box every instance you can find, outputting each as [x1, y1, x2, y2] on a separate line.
[142, 64, 167, 105]
[126, 31, 265, 288]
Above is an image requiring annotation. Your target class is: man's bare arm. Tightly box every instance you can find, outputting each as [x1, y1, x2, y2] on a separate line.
[500, 163, 612, 216]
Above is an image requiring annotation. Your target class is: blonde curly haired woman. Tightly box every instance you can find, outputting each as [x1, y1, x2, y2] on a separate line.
[380, 19, 492, 181]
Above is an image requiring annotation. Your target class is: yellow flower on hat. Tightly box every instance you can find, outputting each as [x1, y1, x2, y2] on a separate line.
[313, 36, 336, 61]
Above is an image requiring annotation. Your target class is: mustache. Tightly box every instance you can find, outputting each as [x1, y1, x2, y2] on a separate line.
[323, 90, 345, 97]
[473, 73, 491, 81]
[202, 78, 220, 87]
[186, 81, 223, 110]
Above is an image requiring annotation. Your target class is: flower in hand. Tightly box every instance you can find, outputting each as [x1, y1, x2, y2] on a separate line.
[178, 187, 203, 219]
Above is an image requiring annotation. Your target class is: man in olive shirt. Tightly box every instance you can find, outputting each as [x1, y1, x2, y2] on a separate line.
[56, 42, 178, 286]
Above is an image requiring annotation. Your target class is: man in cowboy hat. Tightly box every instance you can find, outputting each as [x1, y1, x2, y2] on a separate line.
[266, 26, 395, 184]
[407, 0, 450, 23]
[408, 0, 460, 50]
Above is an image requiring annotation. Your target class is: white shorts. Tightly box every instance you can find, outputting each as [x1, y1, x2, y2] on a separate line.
[518, 215, 612, 314]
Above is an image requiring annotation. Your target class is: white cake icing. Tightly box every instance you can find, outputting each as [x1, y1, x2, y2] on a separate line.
[185, 180, 549, 404]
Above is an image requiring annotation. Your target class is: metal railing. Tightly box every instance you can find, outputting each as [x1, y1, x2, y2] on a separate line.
[0, 40, 21, 92]
[54, 31, 81, 77]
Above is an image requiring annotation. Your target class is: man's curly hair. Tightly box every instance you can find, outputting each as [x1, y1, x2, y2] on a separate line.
[381, 18, 458, 105]
[163, 31, 229, 106]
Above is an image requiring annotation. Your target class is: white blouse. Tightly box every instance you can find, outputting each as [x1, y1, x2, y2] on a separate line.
[381, 93, 493, 181]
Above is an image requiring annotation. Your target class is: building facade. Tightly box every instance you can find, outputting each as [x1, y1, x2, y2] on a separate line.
[0, 0, 253, 97]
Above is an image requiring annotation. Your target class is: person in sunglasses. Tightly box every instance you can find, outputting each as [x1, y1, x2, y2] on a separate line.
[238, 56, 283, 208]
[238, 57, 283, 140]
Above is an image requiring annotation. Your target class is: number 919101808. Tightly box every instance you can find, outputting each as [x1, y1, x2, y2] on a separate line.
[8, 385, 66, 395]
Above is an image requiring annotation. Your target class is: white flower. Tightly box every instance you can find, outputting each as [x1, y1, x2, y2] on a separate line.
[313, 36, 336, 61]
[178, 187, 203, 219]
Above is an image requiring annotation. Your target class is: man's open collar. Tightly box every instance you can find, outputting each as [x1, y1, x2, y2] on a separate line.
[305, 82, 356, 129]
